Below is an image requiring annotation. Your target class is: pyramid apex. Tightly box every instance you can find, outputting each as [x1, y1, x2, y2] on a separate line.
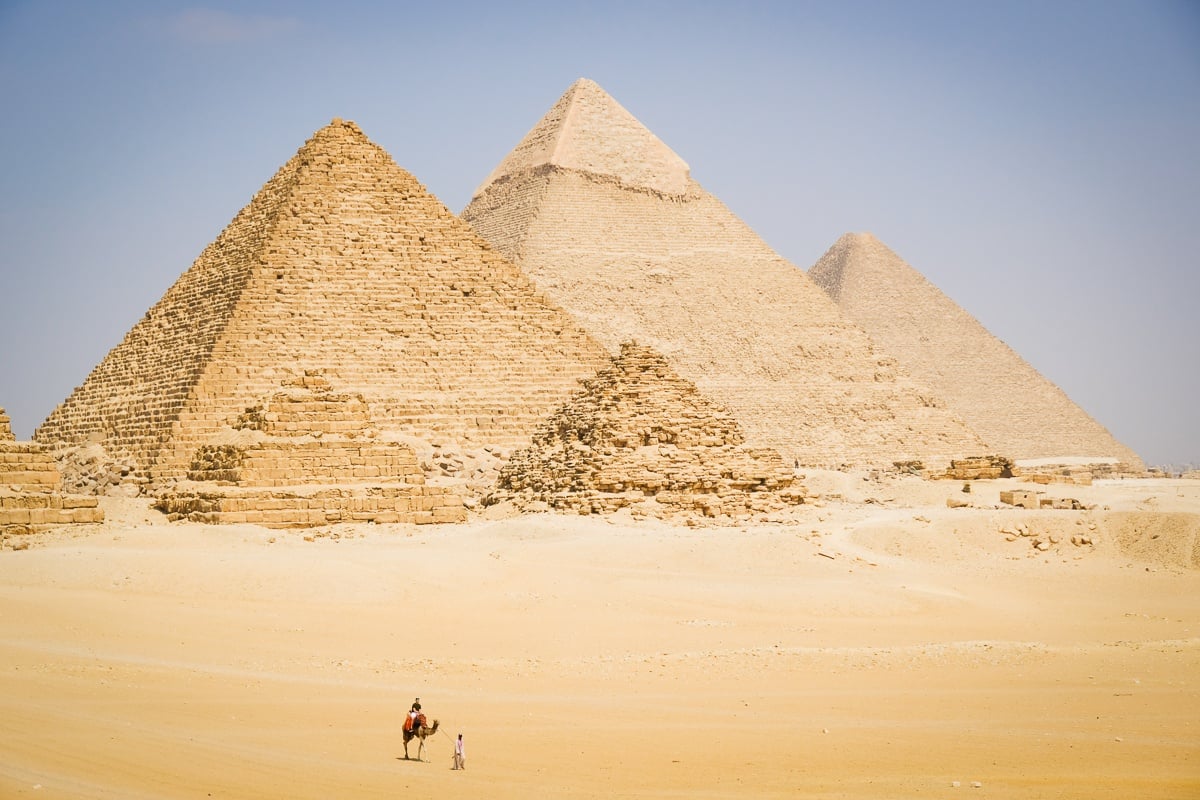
[472, 79, 690, 198]
[313, 117, 367, 138]
[809, 232, 900, 301]
[834, 231, 881, 247]
[292, 118, 401, 173]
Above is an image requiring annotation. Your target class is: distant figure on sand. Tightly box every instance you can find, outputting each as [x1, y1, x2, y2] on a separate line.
[453, 733, 465, 770]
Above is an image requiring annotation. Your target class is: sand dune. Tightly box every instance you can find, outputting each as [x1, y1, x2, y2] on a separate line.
[2, 476, 1197, 798]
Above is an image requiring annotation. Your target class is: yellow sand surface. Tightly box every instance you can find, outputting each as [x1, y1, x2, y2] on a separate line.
[1, 476, 1197, 798]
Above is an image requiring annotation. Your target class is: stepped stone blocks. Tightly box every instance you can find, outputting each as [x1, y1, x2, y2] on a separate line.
[491, 343, 807, 519]
[155, 374, 465, 527]
[36, 119, 610, 493]
[1015, 458, 1141, 485]
[1000, 490, 1040, 510]
[808, 232, 1144, 469]
[463, 78, 986, 469]
[935, 455, 1016, 481]
[0, 406, 103, 535]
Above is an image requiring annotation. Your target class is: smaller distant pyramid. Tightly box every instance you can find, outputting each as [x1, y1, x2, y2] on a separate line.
[492, 343, 806, 519]
[1, 406, 104, 536]
[155, 374, 465, 528]
[808, 233, 1143, 468]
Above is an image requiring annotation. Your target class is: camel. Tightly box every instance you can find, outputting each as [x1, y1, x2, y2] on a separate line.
[403, 713, 439, 761]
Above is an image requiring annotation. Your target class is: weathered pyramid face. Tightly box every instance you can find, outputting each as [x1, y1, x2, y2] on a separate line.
[0, 408, 14, 442]
[496, 342, 805, 518]
[809, 233, 1143, 468]
[36, 119, 610, 486]
[463, 79, 986, 469]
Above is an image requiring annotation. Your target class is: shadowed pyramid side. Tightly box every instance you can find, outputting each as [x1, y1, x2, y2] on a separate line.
[808, 232, 1143, 469]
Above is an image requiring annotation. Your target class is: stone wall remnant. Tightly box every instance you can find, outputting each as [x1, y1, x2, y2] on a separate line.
[1, 406, 103, 537]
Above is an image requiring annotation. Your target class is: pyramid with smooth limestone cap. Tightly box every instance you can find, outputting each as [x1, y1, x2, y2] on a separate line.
[464, 79, 986, 469]
[36, 119, 610, 499]
[808, 233, 1143, 469]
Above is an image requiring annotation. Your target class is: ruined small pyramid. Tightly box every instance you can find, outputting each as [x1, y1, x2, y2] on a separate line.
[464, 79, 986, 468]
[495, 343, 805, 518]
[808, 233, 1143, 468]
[36, 119, 610, 489]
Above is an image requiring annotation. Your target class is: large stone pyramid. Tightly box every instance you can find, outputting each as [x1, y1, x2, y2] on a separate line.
[36, 119, 610, 488]
[494, 343, 806, 518]
[808, 233, 1143, 468]
[463, 79, 986, 469]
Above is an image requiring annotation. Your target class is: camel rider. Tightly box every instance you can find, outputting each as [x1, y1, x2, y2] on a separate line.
[406, 698, 422, 732]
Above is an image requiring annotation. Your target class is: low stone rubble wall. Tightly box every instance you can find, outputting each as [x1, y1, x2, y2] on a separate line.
[157, 485, 464, 527]
[0, 406, 104, 535]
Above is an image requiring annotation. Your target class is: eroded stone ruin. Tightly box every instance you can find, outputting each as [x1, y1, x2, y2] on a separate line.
[491, 343, 806, 519]
[1, 407, 103, 537]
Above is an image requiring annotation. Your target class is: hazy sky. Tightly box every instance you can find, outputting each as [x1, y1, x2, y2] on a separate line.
[1, 1, 1197, 466]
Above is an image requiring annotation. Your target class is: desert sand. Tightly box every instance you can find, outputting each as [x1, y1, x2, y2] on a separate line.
[1, 474, 1197, 798]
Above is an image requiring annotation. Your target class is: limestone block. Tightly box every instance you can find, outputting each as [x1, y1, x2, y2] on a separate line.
[1000, 490, 1039, 510]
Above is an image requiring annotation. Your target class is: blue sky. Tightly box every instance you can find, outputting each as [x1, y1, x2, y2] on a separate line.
[1, 1, 1197, 466]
